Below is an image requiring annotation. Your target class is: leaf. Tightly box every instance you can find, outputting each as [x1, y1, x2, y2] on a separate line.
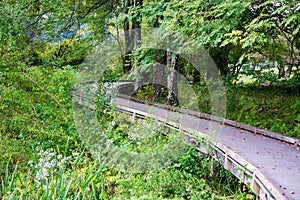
[282, 14, 298, 28]
[237, 53, 247, 66]
[292, 25, 300, 36]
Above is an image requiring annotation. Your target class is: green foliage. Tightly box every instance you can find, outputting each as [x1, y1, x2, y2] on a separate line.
[1, 146, 106, 200]
[0, 0, 86, 180]
[0, 144, 250, 200]
[0, 137, 29, 177]
[135, 84, 155, 101]
[115, 168, 214, 199]
[29, 38, 91, 67]
[226, 86, 300, 138]
[240, 62, 278, 84]
[193, 81, 212, 113]
[0, 66, 77, 135]
[140, 0, 300, 78]
[0, 53, 79, 175]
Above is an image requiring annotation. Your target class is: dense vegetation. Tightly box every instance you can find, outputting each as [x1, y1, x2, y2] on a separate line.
[0, 0, 299, 199]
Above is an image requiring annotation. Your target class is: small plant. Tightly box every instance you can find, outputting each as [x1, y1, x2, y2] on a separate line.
[0, 145, 106, 199]
[28, 147, 73, 181]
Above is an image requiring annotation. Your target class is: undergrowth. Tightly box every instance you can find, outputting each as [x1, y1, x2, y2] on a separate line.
[0, 144, 253, 200]
[226, 85, 300, 138]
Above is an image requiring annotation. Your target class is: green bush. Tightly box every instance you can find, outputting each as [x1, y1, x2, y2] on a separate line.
[0, 137, 30, 177]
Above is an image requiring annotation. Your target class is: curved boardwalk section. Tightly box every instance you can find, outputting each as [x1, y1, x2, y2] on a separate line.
[72, 85, 300, 200]
[112, 97, 300, 200]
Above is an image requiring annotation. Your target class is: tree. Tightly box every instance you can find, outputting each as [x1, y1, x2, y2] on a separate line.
[220, 0, 300, 79]
[166, 51, 179, 105]
[123, 0, 143, 75]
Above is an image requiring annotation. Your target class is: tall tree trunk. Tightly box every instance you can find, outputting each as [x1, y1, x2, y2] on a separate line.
[153, 16, 166, 100]
[285, 44, 296, 78]
[209, 47, 230, 77]
[123, 0, 143, 90]
[277, 64, 285, 79]
[166, 51, 178, 105]
[153, 49, 166, 99]
[133, 0, 142, 91]
[123, 0, 133, 74]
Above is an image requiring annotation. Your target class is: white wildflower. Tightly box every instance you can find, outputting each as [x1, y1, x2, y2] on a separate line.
[28, 160, 33, 166]
[49, 152, 55, 157]
[44, 162, 51, 169]
[111, 121, 116, 126]
[72, 152, 79, 157]
[31, 148, 66, 181]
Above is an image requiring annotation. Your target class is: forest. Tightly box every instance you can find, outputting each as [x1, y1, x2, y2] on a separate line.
[0, 0, 299, 199]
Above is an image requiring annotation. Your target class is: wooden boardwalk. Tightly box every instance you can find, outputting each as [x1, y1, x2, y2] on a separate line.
[72, 83, 300, 200]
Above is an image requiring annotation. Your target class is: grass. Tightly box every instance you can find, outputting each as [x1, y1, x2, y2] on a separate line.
[225, 85, 300, 138]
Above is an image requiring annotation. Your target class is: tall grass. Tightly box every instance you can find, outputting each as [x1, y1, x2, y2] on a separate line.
[1, 148, 106, 200]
